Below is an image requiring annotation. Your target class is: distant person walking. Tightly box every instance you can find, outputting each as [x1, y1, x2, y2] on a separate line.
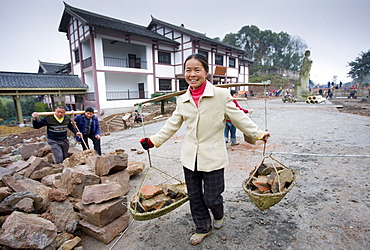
[32, 105, 81, 164]
[74, 107, 102, 155]
[132, 110, 142, 123]
[224, 90, 252, 146]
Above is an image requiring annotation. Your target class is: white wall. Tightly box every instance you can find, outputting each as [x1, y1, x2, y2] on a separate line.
[105, 73, 146, 91]
[155, 65, 175, 77]
[84, 72, 94, 92]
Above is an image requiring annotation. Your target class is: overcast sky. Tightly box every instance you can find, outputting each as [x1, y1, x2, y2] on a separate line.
[0, 0, 369, 85]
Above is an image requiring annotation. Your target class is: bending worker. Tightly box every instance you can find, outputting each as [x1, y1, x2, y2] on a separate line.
[32, 105, 82, 164]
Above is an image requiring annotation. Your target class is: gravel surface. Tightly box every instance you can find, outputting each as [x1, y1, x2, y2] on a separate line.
[76, 98, 370, 250]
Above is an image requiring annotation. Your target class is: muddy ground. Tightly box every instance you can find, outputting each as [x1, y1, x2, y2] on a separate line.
[1, 97, 369, 249]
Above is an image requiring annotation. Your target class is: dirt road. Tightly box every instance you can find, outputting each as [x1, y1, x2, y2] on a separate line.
[76, 98, 369, 250]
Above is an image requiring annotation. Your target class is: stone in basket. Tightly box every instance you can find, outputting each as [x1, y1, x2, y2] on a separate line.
[242, 156, 296, 210]
[129, 183, 188, 221]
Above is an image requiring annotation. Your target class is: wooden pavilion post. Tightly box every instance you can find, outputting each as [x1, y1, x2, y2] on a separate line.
[13, 95, 24, 125]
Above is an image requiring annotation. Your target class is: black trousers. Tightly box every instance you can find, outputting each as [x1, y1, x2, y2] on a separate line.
[183, 166, 224, 233]
[48, 138, 69, 164]
[81, 134, 101, 155]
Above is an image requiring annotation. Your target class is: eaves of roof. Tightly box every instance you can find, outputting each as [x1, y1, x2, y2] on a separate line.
[148, 16, 254, 63]
[38, 61, 67, 73]
[59, 3, 179, 46]
[0, 72, 88, 90]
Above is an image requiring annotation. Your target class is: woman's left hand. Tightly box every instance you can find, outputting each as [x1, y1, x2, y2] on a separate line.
[261, 132, 270, 142]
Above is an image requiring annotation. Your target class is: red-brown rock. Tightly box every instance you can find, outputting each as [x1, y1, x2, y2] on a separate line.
[81, 182, 124, 205]
[79, 213, 130, 244]
[48, 188, 70, 202]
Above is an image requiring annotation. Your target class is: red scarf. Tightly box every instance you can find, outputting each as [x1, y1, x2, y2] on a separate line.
[189, 82, 206, 107]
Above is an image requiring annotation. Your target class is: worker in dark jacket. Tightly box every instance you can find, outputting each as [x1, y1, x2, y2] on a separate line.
[32, 105, 81, 164]
[74, 107, 102, 155]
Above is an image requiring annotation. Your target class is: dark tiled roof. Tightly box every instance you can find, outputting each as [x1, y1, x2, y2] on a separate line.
[59, 3, 179, 46]
[0, 72, 87, 89]
[54, 63, 71, 74]
[148, 16, 253, 63]
[38, 61, 66, 73]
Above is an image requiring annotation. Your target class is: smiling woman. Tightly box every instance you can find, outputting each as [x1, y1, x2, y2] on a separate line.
[184, 53, 209, 90]
[140, 53, 270, 245]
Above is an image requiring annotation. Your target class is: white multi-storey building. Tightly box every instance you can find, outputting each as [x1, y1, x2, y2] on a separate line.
[58, 3, 253, 111]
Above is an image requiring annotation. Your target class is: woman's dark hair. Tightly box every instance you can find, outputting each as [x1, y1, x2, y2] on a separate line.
[230, 90, 238, 96]
[184, 53, 209, 73]
[85, 107, 94, 113]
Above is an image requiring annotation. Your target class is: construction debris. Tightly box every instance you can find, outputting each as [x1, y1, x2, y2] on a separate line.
[247, 163, 294, 194]
[0, 140, 146, 247]
[130, 184, 187, 213]
[242, 157, 296, 211]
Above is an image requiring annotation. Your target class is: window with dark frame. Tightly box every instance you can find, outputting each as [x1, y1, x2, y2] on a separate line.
[74, 49, 80, 63]
[229, 57, 236, 68]
[198, 50, 208, 60]
[158, 51, 171, 64]
[215, 54, 223, 66]
[159, 79, 172, 91]
[179, 79, 188, 90]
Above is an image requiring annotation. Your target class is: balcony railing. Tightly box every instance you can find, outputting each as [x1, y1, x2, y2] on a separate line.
[104, 57, 147, 69]
[82, 57, 92, 68]
[86, 92, 95, 101]
[106, 90, 148, 100]
[81, 56, 148, 69]
[86, 91, 148, 101]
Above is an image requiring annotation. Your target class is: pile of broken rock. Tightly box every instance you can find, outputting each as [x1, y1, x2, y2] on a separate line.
[246, 163, 294, 194]
[130, 183, 187, 213]
[0, 141, 145, 249]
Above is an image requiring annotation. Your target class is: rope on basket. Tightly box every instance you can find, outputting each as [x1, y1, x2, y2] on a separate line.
[262, 83, 269, 156]
[242, 86, 297, 210]
[135, 103, 183, 188]
[129, 103, 187, 220]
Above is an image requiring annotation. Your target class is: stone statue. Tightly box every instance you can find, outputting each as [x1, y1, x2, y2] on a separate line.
[294, 50, 312, 101]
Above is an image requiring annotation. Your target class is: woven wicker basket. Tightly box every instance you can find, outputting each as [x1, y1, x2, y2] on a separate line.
[242, 173, 296, 210]
[242, 155, 296, 210]
[129, 183, 188, 221]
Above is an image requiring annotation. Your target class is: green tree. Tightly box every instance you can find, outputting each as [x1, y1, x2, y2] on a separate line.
[348, 49, 370, 83]
[235, 25, 261, 61]
[34, 102, 49, 112]
[21, 96, 38, 117]
[222, 25, 307, 71]
[222, 33, 238, 47]
[0, 100, 9, 120]
[6, 101, 15, 118]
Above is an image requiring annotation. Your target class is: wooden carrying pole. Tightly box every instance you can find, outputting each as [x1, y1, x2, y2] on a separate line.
[135, 82, 270, 106]
[34, 110, 98, 116]
[33, 110, 97, 149]
[71, 121, 89, 149]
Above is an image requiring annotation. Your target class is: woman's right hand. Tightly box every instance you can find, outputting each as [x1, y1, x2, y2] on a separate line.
[140, 138, 154, 150]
